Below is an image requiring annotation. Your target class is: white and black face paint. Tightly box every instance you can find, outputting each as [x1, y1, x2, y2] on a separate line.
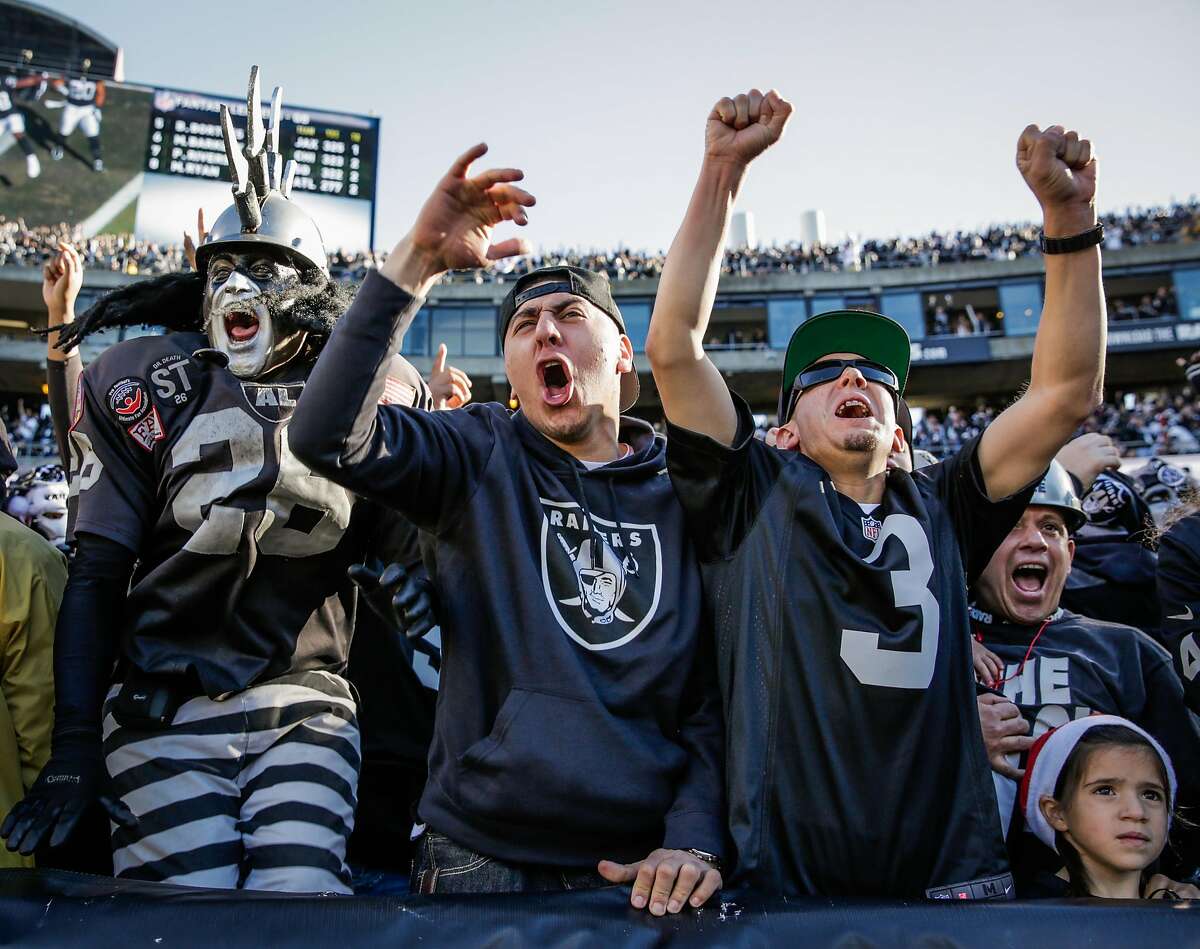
[203, 250, 307, 378]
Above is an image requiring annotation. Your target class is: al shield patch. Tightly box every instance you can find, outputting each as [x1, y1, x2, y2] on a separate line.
[106, 377, 151, 426]
[539, 498, 662, 651]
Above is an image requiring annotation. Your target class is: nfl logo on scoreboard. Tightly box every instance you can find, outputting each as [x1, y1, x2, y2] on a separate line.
[861, 515, 882, 542]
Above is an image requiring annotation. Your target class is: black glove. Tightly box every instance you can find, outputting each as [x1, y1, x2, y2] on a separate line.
[348, 559, 439, 642]
[1, 732, 136, 855]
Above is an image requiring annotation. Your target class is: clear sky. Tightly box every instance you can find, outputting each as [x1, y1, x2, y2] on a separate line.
[48, 0, 1200, 252]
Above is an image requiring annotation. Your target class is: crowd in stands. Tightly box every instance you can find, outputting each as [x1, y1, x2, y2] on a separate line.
[913, 385, 1200, 458]
[0, 218, 185, 275]
[3, 199, 1197, 285]
[1, 401, 56, 461]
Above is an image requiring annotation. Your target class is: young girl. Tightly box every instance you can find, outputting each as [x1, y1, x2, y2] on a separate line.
[1020, 715, 1178, 899]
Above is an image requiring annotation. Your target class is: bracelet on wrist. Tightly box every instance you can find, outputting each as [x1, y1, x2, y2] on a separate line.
[1039, 224, 1104, 255]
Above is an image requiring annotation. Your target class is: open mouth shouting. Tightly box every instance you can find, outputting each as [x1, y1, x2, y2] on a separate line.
[224, 308, 261, 345]
[833, 395, 873, 421]
[537, 355, 575, 407]
[1010, 561, 1048, 600]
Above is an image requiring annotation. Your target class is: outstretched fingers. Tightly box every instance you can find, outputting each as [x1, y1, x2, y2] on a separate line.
[486, 237, 532, 261]
[447, 142, 489, 180]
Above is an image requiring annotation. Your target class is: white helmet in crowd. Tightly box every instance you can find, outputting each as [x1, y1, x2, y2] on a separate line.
[15, 465, 69, 549]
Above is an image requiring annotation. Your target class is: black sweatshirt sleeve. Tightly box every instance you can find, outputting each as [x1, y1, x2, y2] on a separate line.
[1157, 511, 1200, 715]
[51, 532, 135, 745]
[46, 352, 82, 471]
[290, 271, 496, 533]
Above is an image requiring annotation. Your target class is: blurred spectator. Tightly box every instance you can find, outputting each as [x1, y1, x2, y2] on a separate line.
[912, 386, 1200, 459]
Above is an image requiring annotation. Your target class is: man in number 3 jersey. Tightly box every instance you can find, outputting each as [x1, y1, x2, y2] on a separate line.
[645, 89, 1107, 898]
[0, 68, 429, 894]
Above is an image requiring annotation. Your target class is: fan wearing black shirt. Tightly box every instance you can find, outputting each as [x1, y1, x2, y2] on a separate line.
[645, 89, 1107, 898]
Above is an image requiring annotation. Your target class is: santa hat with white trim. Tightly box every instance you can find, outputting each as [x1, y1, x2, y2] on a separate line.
[1018, 714, 1177, 853]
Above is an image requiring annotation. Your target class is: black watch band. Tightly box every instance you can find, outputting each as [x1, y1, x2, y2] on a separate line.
[1039, 223, 1104, 255]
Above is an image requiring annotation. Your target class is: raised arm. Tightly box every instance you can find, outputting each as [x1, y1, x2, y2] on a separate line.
[43, 242, 84, 465]
[645, 90, 792, 446]
[289, 144, 534, 523]
[977, 125, 1105, 499]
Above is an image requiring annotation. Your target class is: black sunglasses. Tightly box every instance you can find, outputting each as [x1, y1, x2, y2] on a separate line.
[782, 359, 899, 422]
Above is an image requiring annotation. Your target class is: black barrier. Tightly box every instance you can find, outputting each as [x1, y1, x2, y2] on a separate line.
[0, 869, 1197, 948]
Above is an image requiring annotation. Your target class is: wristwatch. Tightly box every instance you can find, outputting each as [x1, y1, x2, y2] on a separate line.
[1039, 224, 1104, 255]
[685, 848, 723, 872]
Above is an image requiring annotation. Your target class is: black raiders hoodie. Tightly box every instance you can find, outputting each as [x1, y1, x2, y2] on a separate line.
[291, 271, 724, 867]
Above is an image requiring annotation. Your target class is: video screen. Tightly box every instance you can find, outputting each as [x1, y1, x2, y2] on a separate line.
[0, 67, 379, 251]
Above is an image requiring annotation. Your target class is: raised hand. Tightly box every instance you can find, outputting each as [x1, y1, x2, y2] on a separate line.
[382, 144, 535, 295]
[705, 88, 793, 168]
[41, 241, 82, 321]
[1016, 125, 1097, 229]
[183, 207, 208, 271]
[427, 343, 473, 410]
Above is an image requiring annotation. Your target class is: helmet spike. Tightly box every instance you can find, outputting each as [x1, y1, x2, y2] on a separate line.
[282, 159, 297, 198]
[266, 86, 284, 191]
[244, 66, 269, 198]
[267, 86, 282, 156]
[220, 104, 250, 196]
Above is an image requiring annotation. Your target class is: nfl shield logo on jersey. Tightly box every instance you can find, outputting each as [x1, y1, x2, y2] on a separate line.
[861, 515, 882, 542]
[539, 498, 662, 651]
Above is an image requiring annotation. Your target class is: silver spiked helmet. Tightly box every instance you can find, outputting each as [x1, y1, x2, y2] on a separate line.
[194, 66, 329, 278]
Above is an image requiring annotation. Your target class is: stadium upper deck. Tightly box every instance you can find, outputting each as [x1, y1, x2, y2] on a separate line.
[2, 227, 1198, 418]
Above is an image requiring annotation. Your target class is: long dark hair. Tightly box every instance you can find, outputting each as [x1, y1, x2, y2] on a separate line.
[1052, 724, 1172, 898]
[42, 268, 357, 354]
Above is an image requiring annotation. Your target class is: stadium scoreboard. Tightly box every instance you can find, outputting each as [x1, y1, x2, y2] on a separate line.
[144, 87, 378, 203]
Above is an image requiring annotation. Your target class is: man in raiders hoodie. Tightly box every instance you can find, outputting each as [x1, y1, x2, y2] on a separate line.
[970, 462, 1200, 887]
[290, 146, 724, 916]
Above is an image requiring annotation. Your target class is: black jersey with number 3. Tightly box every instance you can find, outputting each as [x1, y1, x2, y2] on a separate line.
[667, 393, 1036, 898]
[67, 330, 428, 697]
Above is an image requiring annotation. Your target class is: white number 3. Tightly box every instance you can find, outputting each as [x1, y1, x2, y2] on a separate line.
[840, 514, 940, 689]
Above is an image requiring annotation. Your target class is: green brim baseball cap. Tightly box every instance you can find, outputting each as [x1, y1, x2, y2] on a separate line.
[779, 310, 912, 421]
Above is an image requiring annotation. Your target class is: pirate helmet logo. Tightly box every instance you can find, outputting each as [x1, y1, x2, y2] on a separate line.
[540, 499, 661, 651]
[561, 535, 636, 626]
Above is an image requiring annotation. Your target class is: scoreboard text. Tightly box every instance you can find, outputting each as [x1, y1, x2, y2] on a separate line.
[144, 88, 378, 202]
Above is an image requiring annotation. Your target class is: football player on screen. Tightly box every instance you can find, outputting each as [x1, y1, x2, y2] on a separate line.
[1, 69, 45, 179]
[0, 67, 430, 895]
[47, 61, 106, 172]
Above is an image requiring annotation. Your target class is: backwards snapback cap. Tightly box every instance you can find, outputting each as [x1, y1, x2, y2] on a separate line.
[779, 310, 911, 423]
[498, 266, 639, 412]
[1019, 714, 1177, 853]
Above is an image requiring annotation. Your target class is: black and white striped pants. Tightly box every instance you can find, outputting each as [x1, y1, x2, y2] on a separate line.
[102, 670, 359, 894]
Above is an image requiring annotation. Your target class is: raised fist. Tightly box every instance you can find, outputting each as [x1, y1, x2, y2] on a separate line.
[41, 241, 83, 321]
[1016, 124, 1096, 213]
[705, 89, 793, 167]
